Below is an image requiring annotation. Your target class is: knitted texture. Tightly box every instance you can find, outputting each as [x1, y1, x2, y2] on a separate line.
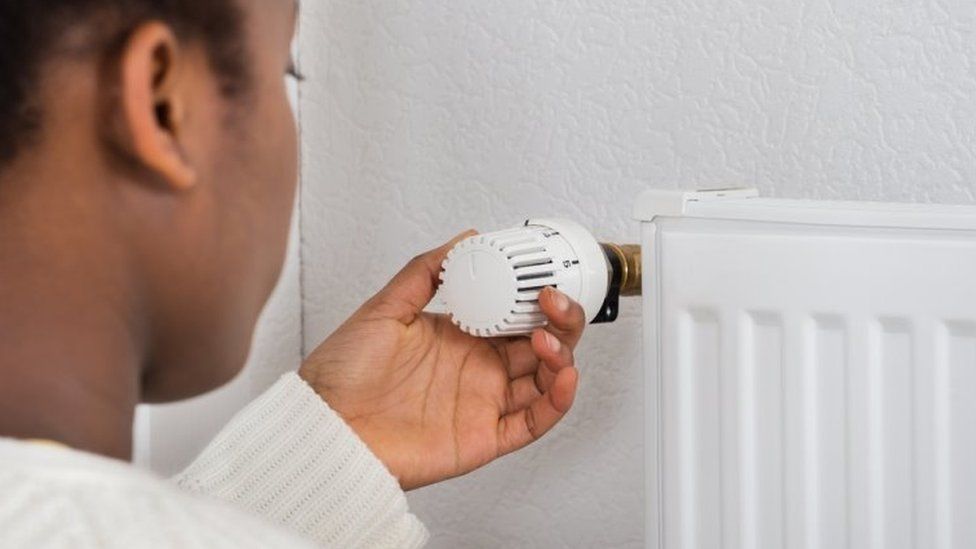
[173, 372, 428, 548]
[0, 373, 429, 548]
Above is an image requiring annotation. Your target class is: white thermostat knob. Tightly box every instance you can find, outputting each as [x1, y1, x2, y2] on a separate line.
[438, 218, 640, 338]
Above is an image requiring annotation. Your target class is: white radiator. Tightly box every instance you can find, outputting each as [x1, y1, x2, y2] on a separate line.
[637, 189, 976, 549]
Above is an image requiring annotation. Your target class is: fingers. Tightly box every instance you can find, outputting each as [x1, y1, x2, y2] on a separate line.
[495, 290, 582, 451]
[494, 325, 575, 379]
[490, 288, 586, 455]
[497, 367, 579, 456]
[539, 286, 587, 350]
[492, 337, 538, 379]
[493, 289, 583, 385]
[505, 375, 542, 413]
[365, 229, 477, 324]
[530, 327, 574, 393]
[504, 329, 574, 411]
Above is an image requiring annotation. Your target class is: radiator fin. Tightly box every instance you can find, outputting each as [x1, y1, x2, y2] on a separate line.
[649, 207, 976, 549]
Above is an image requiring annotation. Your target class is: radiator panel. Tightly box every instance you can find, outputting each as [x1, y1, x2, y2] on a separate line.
[646, 215, 976, 549]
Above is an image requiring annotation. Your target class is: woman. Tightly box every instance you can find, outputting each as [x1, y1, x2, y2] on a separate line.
[0, 0, 583, 547]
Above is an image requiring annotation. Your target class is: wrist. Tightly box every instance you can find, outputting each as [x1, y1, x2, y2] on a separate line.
[295, 365, 408, 488]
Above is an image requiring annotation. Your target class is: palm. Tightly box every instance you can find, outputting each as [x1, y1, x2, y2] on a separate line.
[303, 312, 561, 489]
[300, 232, 583, 490]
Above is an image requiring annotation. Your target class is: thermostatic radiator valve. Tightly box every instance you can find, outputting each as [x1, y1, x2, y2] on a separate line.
[438, 218, 641, 337]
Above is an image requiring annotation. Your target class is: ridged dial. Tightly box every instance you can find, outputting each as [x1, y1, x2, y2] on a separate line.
[439, 220, 599, 337]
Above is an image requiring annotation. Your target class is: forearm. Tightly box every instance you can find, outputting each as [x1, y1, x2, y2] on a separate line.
[171, 372, 428, 548]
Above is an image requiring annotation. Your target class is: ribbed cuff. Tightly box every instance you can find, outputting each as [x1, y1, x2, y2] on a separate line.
[173, 373, 428, 548]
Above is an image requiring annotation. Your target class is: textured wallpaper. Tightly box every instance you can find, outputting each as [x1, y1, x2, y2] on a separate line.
[297, 0, 976, 546]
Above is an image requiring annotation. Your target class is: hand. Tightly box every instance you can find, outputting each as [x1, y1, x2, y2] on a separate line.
[299, 231, 584, 490]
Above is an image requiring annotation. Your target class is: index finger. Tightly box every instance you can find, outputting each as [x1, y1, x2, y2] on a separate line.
[538, 286, 586, 350]
[496, 366, 579, 456]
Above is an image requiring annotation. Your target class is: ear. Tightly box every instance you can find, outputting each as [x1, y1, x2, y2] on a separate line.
[114, 22, 197, 190]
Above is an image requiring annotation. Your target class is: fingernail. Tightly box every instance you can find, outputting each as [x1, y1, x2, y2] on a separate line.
[544, 331, 561, 353]
[550, 287, 570, 312]
[450, 229, 476, 245]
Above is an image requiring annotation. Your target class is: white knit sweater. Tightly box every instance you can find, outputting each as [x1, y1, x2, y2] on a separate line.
[0, 372, 429, 548]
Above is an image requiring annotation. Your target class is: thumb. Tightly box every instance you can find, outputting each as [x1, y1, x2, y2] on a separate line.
[364, 229, 478, 325]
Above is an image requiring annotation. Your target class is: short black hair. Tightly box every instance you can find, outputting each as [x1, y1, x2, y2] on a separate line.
[0, 0, 248, 167]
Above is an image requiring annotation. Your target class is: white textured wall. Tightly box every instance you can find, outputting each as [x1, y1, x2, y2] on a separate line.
[292, 1, 976, 547]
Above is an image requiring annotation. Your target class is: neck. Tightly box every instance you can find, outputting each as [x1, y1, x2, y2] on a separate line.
[0, 161, 146, 460]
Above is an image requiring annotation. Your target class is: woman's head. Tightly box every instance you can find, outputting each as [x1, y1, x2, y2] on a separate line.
[0, 0, 300, 401]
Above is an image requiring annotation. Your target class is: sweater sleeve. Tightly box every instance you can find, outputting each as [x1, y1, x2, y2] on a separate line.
[171, 372, 428, 549]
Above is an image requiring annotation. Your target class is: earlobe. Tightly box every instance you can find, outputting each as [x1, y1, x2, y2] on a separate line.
[115, 22, 197, 190]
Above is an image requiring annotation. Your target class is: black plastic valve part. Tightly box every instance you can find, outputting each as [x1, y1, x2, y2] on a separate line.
[591, 243, 623, 324]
